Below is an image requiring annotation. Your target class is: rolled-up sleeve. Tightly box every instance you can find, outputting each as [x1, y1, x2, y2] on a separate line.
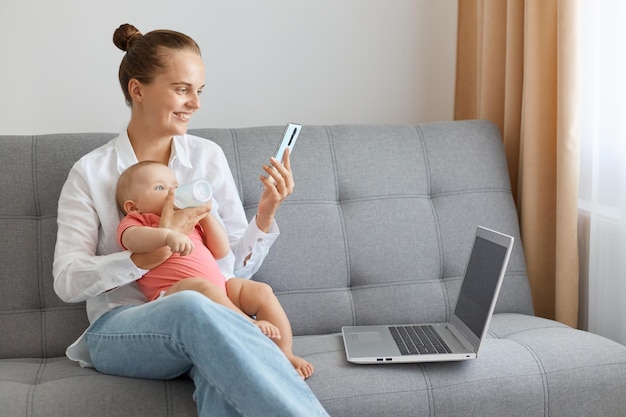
[231, 217, 279, 278]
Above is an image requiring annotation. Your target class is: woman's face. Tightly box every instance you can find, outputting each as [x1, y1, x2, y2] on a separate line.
[135, 51, 205, 138]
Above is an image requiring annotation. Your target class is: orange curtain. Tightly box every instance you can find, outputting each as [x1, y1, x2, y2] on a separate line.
[455, 0, 580, 327]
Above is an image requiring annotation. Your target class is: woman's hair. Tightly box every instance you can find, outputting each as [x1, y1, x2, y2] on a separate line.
[113, 24, 201, 105]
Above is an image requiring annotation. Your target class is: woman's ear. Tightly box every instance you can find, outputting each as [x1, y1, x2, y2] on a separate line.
[128, 78, 143, 103]
[123, 200, 138, 214]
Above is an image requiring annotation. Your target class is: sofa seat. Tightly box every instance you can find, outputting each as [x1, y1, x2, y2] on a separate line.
[300, 313, 626, 416]
[2, 314, 623, 416]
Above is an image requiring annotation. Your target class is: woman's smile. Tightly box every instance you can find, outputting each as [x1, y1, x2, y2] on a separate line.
[174, 111, 193, 122]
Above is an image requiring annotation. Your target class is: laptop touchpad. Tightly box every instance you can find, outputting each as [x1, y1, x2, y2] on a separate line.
[352, 332, 382, 342]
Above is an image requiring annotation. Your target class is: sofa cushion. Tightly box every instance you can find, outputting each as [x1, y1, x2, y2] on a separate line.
[299, 313, 626, 417]
[190, 122, 533, 336]
[0, 357, 195, 416]
[0, 134, 115, 358]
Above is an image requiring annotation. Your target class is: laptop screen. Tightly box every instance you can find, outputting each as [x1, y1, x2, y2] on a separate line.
[453, 235, 509, 338]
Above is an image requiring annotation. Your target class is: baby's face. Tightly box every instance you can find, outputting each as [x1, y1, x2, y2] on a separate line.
[129, 164, 179, 215]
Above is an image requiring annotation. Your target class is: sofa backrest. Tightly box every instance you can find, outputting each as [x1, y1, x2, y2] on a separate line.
[0, 133, 114, 359]
[0, 120, 533, 359]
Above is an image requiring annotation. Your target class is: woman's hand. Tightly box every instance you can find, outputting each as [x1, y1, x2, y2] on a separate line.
[257, 148, 294, 232]
[159, 190, 211, 234]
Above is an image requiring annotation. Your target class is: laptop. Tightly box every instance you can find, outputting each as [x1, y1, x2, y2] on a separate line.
[341, 226, 514, 364]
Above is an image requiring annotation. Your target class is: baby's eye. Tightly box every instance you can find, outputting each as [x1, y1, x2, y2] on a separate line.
[155, 185, 165, 191]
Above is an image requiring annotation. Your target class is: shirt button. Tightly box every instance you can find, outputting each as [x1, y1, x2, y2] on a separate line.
[257, 238, 263, 243]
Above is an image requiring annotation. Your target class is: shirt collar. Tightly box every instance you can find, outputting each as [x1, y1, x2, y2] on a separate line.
[114, 130, 138, 174]
[170, 135, 193, 169]
[114, 131, 193, 173]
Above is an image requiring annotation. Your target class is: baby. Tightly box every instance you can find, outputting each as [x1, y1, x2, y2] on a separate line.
[115, 160, 313, 379]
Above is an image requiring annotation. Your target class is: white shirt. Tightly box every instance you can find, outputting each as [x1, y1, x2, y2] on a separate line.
[53, 130, 279, 366]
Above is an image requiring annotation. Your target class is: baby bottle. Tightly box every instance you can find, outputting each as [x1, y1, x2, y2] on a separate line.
[174, 179, 213, 209]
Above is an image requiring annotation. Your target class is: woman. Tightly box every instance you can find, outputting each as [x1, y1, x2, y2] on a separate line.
[52, 23, 328, 416]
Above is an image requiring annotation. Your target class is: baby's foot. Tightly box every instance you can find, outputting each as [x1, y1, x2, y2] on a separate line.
[255, 320, 281, 339]
[286, 353, 314, 379]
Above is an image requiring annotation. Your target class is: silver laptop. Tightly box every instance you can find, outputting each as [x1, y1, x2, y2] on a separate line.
[342, 226, 514, 364]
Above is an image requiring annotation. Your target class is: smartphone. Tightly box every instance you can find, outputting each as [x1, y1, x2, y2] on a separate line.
[272, 122, 301, 164]
[263, 123, 301, 186]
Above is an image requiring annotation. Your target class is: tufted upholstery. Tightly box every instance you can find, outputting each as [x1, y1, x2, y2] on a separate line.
[1, 120, 625, 416]
[190, 122, 534, 336]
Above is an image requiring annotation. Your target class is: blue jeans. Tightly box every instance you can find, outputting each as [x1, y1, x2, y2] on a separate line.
[85, 291, 329, 417]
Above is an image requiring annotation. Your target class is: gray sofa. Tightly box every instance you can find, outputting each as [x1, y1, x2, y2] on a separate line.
[2, 120, 626, 416]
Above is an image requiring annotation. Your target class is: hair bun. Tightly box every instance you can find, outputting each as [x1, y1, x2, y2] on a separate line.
[113, 23, 142, 52]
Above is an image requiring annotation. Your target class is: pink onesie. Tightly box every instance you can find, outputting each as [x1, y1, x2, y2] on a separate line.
[117, 212, 226, 301]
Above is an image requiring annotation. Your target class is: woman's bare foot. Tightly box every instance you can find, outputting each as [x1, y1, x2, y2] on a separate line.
[254, 319, 281, 339]
[285, 351, 314, 379]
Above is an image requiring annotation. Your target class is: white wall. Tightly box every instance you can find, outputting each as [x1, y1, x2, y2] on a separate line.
[0, 0, 457, 135]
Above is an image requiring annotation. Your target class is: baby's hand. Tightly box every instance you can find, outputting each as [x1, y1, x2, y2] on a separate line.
[165, 231, 194, 256]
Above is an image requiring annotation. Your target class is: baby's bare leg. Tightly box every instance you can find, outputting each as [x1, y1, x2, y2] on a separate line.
[165, 278, 254, 324]
[226, 278, 314, 379]
[224, 278, 280, 338]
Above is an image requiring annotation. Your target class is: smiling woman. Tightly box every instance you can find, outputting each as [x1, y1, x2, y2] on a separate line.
[51, 22, 328, 417]
[112, 24, 206, 162]
[125, 50, 205, 162]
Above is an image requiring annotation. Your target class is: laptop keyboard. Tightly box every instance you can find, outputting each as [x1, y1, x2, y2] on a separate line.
[389, 325, 452, 355]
